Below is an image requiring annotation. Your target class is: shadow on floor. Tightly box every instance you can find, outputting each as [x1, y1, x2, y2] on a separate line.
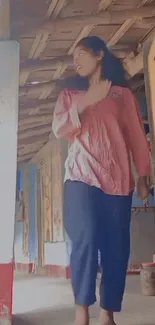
[13, 316, 31, 325]
[13, 306, 75, 325]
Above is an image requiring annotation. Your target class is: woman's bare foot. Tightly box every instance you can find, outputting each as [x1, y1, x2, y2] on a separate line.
[74, 304, 89, 325]
[99, 309, 116, 325]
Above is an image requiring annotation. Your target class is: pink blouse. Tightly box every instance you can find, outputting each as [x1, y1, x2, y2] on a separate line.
[52, 86, 150, 195]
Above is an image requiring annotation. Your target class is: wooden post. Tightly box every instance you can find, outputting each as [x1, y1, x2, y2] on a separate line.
[143, 38, 155, 185]
[0, 0, 10, 40]
[0, 1, 20, 324]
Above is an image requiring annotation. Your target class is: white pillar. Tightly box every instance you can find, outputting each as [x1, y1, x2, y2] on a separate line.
[0, 41, 19, 324]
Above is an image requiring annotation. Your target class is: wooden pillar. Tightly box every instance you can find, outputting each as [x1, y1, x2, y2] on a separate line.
[0, 0, 10, 40]
[143, 38, 155, 184]
[0, 1, 20, 324]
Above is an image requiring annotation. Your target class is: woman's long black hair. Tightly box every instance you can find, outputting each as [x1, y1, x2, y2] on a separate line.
[59, 36, 128, 90]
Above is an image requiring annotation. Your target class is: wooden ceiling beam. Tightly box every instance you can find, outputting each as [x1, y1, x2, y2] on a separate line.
[18, 142, 45, 156]
[18, 138, 47, 150]
[0, 0, 10, 39]
[19, 114, 53, 126]
[19, 116, 53, 132]
[18, 152, 37, 162]
[19, 98, 55, 109]
[125, 52, 143, 77]
[19, 80, 56, 97]
[19, 101, 54, 116]
[19, 98, 55, 117]
[20, 56, 72, 86]
[107, 0, 152, 47]
[19, 107, 54, 118]
[38, 6, 155, 32]
[20, 0, 69, 86]
[18, 135, 49, 146]
[134, 17, 155, 29]
[124, 26, 155, 76]
[18, 125, 52, 140]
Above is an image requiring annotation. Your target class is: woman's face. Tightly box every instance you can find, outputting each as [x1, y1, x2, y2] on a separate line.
[73, 45, 103, 77]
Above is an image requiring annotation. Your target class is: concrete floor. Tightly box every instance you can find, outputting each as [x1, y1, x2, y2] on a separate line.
[12, 273, 155, 325]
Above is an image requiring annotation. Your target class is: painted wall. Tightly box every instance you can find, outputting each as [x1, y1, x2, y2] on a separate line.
[0, 40, 20, 324]
[45, 242, 68, 266]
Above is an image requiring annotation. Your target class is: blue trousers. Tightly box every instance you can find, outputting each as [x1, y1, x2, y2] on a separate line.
[64, 180, 132, 311]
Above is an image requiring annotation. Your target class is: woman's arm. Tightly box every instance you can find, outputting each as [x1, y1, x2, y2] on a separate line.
[52, 89, 81, 140]
[123, 88, 150, 178]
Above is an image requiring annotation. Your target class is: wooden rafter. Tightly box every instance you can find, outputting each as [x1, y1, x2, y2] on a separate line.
[18, 138, 47, 150]
[18, 153, 38, 162]
[18, 142, 44, 156]
[0, 0, 10, 39]
[37, 6, 155, 31]
[125, 26, 155, 76]
[18, 135, 49, 146]
[19, 114, 53, 129]
[20, 56, 71, 86]
[19, 107, 54, 118]
[107, 0, 153, 47]
[19, 80, 56, 97]
[20, 0, 68, 86]
[18, 125, 52, 140]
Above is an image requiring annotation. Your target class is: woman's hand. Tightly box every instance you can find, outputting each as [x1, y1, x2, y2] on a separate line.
[137, 177, 149, 205]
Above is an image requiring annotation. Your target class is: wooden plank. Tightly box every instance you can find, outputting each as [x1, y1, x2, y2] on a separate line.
[18, 134, 49, 146]
[18, 125, 52, 140]
[19, 119, 53, 132]
[19, 114, 53, 126]
[19, 56, 71, 86]
[125, 27, 155, 76]
[19, 80, 56, 97]
[107, 0, 153, 47]
[0, 0, 10, 39]
[20, 0, 68, 86]
[18, 143, 44, 156]
[18, 139, 47, 150]
[18, 153, 36, 162]
[40, 6, 155, 31]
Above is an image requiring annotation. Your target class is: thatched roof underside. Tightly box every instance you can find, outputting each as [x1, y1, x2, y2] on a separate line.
[11, 0, 155, 162]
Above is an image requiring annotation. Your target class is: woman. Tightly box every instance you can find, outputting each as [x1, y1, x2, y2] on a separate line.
[52, 36, 150, 325]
